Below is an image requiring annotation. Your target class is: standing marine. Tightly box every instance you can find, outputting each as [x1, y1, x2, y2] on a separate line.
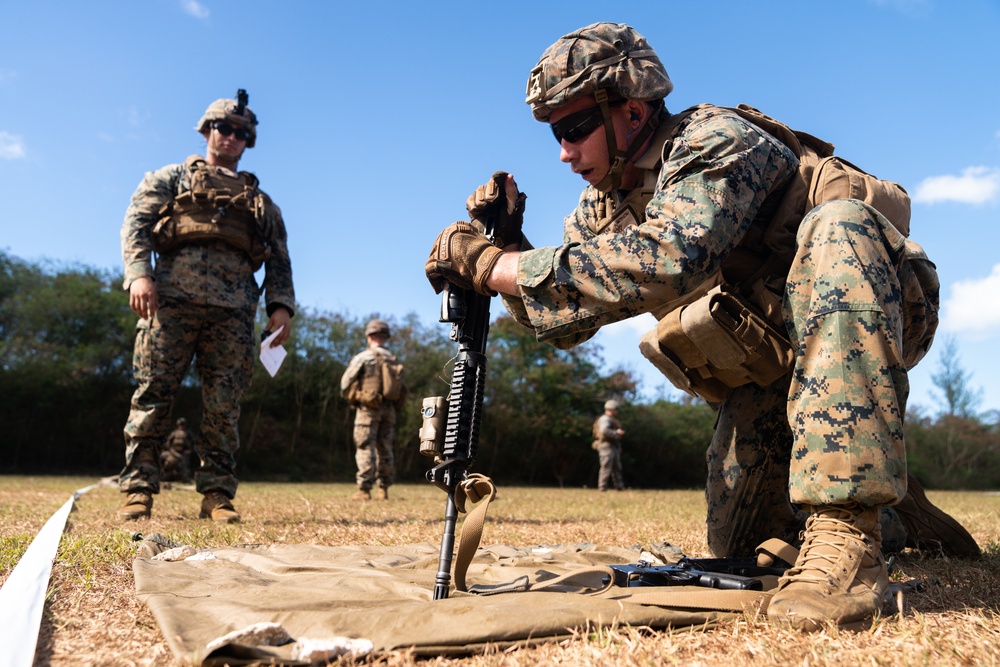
[340, 319, 406, 500]
[118, 90, 295, 523]
[425, 22, 979, 630]
[592, 400, 625, 492]
[160, 417, 194, 483]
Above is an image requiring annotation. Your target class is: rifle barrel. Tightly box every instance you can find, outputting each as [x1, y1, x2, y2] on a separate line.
[432, 493, 459, 600]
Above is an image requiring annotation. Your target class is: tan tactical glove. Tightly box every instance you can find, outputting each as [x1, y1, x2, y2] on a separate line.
[425, 221, 504, 296]
[466, 171, 526, 249]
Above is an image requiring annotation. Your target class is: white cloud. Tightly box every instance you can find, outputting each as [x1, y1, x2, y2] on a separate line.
[939, 264, 1000, 338]
[600, 312, 658, 338]
[180, 0, 210, 19]
[125, 106, 147, 128]
[0, 131, 26, 159]
[912, 166, 1000, 205]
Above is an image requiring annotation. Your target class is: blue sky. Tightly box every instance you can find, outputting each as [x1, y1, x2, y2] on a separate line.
[2, 0, 999, 415]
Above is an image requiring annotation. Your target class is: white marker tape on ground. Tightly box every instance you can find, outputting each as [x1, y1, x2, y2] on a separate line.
[0, 484, 97, 667]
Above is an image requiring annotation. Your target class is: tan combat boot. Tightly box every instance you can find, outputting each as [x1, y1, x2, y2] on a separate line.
[893, 474, 980, 557]
[352, 488, 371, 501]
[199, 490, 241, 523]
[768, 504, 887, 631]
[376, 486, 389, 501]
[118, 491, 153, 520]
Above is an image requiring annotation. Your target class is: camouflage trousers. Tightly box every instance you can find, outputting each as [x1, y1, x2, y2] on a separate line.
[596, 442, 624, 491]
[119, 299, 255, 499]
[705, 200, 939, 557]
[354, 403, 396, 490]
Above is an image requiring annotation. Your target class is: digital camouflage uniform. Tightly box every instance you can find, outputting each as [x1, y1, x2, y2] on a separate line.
[420, 20, 978, 631]
[341, 346, 398, 491]
[501, 105, 939, 556]
[119, 159, 295, 501]
[593, 412, 624, 491]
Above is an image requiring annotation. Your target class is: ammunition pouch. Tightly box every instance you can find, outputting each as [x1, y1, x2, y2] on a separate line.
[149, 156, 272, 270]
[639, 285, 794, 403]
[151, 204, 270, 270]
[345, 381, 382, 409]
[380, 358, 408, 404]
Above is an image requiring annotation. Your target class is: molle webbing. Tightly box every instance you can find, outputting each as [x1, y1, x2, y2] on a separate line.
[151, 157, 270, 268]
[639, 285, 795, 403]
[360, 355, 383, 396]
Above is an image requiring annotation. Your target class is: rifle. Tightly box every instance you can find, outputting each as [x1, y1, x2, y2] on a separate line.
[609, 556, 788, 591]
[420, 172, 520, 601]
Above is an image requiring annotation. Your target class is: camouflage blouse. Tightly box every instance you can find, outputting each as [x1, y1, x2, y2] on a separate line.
[501, 106, 798, 348]
[121, 157, 295, 315]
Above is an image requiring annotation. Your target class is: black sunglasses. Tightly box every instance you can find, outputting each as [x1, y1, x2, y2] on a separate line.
[550, 101, 624, 145]
[211, 121, 251, 142]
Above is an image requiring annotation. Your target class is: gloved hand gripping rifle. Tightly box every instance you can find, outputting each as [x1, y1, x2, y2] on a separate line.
[419, 172, 521, 600]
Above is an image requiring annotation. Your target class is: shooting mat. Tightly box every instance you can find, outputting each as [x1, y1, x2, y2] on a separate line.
[134, 540, 772, 665]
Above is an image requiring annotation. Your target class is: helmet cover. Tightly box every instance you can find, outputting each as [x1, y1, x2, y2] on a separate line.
[526, 22, 673, 122]
[196, 91, 259, 147]
[365, 319, 391, 337]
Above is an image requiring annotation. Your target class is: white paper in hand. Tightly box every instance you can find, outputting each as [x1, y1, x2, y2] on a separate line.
[259, 326, 287, 377]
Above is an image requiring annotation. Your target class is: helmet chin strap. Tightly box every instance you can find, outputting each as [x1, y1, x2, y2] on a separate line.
[593, 90, 665, 193]
[593, 89, 622, 193]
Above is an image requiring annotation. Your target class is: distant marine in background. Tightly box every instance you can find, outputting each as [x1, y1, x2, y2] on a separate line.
[592, 400, 625, 492]
[160, 417, 194, 483]
[341, 319, 408, 501]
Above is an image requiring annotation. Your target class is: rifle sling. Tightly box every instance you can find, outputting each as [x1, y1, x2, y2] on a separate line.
[452, 474, 497, 593]
[451, 474, 776, 613]
[755, 537, 800, 567]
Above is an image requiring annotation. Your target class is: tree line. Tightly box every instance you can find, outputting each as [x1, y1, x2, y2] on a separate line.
[1, 250, 997, 490]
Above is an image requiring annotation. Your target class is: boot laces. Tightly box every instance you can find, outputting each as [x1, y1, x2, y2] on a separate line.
[782, 509, 869, 589]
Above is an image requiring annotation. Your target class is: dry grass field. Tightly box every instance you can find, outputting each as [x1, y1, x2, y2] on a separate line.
[2, 475, 999, 666]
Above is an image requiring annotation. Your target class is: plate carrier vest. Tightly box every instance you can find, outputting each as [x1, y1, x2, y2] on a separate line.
[151, 156, 272, 270]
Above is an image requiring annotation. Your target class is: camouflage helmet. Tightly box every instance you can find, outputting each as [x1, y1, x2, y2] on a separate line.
[176, 417, 188, 427]
[525, 22, 673, 122]
[604, 400, 620, 411]
[195, 89, 259, 148]
[365, 319, 391, 338]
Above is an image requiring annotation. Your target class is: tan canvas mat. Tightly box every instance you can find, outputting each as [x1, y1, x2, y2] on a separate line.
[133, 538, 779, 665]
